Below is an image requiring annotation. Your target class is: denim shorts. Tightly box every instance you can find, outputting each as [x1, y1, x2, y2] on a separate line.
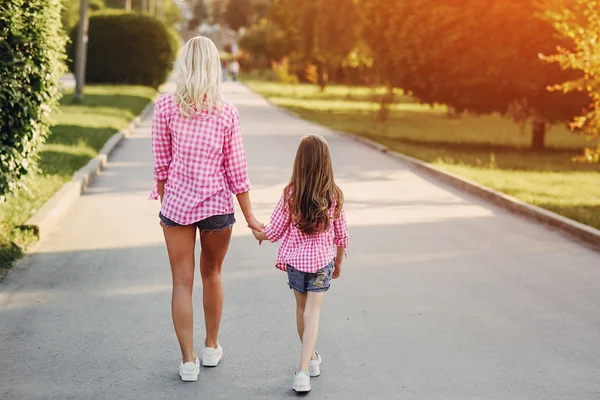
[159, 212, 235, 231]
[287, 261, 334, 294]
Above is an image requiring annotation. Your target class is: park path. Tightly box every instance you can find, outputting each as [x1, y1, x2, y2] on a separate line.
[1, 82, 600, 400]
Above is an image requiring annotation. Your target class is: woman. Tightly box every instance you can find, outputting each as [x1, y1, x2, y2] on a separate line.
[149, 36, 262, 382]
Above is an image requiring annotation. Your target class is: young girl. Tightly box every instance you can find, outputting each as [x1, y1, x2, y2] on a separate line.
[252, 134, 349, 393]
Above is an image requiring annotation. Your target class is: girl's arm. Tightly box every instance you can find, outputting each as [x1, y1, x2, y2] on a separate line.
[332, 206, 349, 279]
[261, 194, 291, 243]
[333, 206, 349, 248]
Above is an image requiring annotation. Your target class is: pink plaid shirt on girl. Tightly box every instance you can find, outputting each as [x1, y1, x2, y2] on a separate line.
[149, 94, 251, 225]
[263, 193, 349, 273]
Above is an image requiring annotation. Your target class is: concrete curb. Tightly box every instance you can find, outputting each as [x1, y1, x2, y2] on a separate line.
[21, 96, 158, 238]
[336, 131, 600, 250]
[242, 81, 600, 250]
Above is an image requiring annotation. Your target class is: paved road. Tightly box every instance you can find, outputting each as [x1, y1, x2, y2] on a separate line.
[1, 82, 599, 400]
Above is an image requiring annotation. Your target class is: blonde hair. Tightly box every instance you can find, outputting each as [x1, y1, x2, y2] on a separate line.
[284, 135, 344, 235]
[174, 36, 223, 118]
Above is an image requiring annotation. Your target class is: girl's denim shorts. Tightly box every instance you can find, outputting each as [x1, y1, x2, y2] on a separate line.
[286, 261, 334, 294]
[159, 212, 235, 232]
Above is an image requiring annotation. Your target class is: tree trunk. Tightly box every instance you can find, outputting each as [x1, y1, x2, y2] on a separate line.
[378, 86, 395, 121]
[317, 64, 328, 91]
[531, 119, 546, 150]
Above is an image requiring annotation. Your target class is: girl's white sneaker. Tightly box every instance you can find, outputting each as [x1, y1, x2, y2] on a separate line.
[202, 343, 223, 367]
[293, 371, 311, 392]
[179, 358, 200, 381]
[309, 351, 322, 377]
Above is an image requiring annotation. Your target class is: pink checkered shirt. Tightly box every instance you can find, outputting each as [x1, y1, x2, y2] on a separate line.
[149, 94, 251, 225]
[263, 193, 349, 273]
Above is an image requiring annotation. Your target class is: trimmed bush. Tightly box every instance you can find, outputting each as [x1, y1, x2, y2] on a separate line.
[0, 0, 67, 200]
[68, 10, 178, 88]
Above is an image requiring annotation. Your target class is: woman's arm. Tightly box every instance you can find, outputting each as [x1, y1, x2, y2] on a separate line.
[223, 107, 260, 229]
[236, 191, 263, 231]
[157, 180, 166, 203]
[151, 98, 171, 200]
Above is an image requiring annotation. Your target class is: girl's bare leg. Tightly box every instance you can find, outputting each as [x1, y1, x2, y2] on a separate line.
[293, 290, 307, 341]
[298, 291, 324, 372]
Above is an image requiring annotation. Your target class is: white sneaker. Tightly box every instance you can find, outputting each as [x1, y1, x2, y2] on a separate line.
[202, 343, 223, 367]
[309, 351, 322, 377]
[179, 358, 200, 381]
[293, 371, 311, 392]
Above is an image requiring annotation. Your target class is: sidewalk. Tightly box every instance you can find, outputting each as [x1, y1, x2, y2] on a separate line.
[1, 82, 599, 399]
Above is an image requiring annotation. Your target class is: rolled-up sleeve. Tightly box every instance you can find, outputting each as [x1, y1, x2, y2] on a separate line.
[333, 206, 349, 248]
[264, 194, 291, 243]
[152, 99, 171, 181]
[223, 107, 251, 195]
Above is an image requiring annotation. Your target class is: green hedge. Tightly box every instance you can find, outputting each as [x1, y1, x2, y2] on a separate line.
[0, 0, 67, 200]
[68, 10, 179, 88]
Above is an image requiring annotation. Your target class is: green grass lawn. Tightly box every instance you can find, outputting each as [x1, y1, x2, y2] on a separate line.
[245, 78, 600, 230]
[0, 85, 156, 270]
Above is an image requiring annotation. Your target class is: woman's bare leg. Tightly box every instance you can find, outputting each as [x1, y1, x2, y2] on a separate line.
[199, 228, 232, 348]
[163, 224, 197, 363]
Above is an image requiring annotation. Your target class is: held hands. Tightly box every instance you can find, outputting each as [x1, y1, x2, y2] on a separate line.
[252, 229, 266, 245]
[245, 214, 267, 245]
[245, 214, 264, 232]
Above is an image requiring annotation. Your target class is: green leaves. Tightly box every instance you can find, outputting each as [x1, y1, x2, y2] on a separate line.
[67, 11, 179, 88]
[0, 0, 67, 200]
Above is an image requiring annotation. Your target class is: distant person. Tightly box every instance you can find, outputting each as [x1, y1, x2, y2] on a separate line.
[221, 60, 228, 81]
[230, 60, 240, 82]
[251, 135, 349, 393]
[149, 36, 263, 382]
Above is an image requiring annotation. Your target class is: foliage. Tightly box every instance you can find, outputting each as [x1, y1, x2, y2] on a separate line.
[267, 0, 359, 88]
[162, 0, 184, 26]
[61, 0, 105, 32]
[211, 0, 226, 23]
[68, 10, 178, 87]
[542, 0, 600, 162]
[225, 0, 252, 31]
[187, 0, 208, 30]
[239, 18, 288, 63]
[0, 0, 67, 200]
[360, 0, 589, 148]
[271, 58, 299, 84]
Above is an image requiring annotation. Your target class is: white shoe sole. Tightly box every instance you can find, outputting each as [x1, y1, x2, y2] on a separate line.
[309, 366, 320, 377]
[179, 372, 199, 382]
[293, 383, 311, 392]
[202, 352, 222, 367]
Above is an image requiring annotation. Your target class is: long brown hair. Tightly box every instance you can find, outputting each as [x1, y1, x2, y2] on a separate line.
[284, 135, 344, 235]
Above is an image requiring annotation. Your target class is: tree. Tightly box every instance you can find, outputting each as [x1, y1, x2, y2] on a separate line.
[187, 0, 208, 30]
[211, 0, 226, 23]
[361, 0, 589, 149]
[0, 0, 66, 199]
[267, 0, 359, 89]
[542, 0, 600, 162]
[225, 0, 252, 30]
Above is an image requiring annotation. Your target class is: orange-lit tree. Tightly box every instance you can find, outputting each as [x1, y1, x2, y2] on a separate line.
[267, 0, 358, 89]
[542, 0, 599, 162]
[361, 0, 589, 149]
